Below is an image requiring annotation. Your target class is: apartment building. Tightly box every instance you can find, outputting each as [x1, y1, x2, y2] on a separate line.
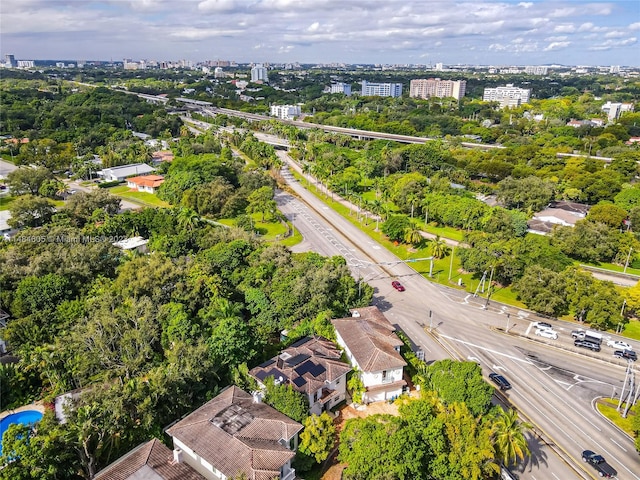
[525, 66, 548, 75]
[270, 104, 301, 120]
[601, 101, 634, 122]
[409, 78, 466, 100]
[330, 82, 352, 96]
[251, 64, 269, 83]
[483, 84, 531, 108]
[361, 80, 403, 98]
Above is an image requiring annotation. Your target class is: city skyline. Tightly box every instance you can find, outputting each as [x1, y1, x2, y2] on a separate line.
[1, 0, 639, 67]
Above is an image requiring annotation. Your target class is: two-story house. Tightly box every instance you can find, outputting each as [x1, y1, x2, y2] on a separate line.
[249, 336, 352, 415]
[165, 386, 303, 480]
[331, 306, 407, 403]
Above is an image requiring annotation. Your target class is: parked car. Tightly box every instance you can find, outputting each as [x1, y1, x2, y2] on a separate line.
[489, 373, 512, 390]
[613, 350, 637, 361]
[535, 328, 558, 340]
[532, 321, 553, 330]
[581, 450, 617, 478]
[391, 281, 405, 292]
[574, 339, 601, 352]
[607, 339, 632, 350]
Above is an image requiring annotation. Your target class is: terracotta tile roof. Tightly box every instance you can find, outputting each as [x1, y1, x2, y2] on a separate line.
[94, 438, 204, 480]
[127, 175, 165, 188]
[166, 386, 302, 480]
[249, 337, 351, 399]
[331, 306, 406, 372]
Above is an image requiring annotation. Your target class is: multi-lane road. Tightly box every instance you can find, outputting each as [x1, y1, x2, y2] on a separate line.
[276, 150, 640, 479]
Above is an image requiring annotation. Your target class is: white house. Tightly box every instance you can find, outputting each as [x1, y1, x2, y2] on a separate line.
[331, 306, 407, 403]
[99, 163, 155, 182]
[249, 336, 351, 415]
[126, 174, 165, 193]
[166, 386, 302, 480]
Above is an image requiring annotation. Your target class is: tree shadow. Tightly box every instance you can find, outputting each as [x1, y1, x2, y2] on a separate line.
[513, 431, 550, 474]
[372, 295, 393, 313]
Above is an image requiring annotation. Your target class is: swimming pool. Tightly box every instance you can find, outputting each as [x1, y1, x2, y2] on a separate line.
[0, 410, 43, 455]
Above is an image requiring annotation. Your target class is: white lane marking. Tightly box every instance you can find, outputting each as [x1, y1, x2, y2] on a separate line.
[551, 473, 561, 480]
[438, 334, 534, 364]
[610, 437, 627, 453]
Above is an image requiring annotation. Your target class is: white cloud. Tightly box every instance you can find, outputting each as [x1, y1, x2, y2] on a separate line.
[605, 30, 626, 38]
[629, 22, 640, 31]
[545, 36, 568, 42]
[278, 45, 294, 53]
[518, 2, 533, 8]
[197, 0, 239, 13]
[544, 41, 571, 51]
[554, 24, 576, 33]
[307, 22, 320, 32]
[170, 28, 244, 40]
[589, 37, 637, 50]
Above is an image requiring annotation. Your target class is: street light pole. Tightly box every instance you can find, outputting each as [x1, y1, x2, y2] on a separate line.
[429, 310, 433, 331]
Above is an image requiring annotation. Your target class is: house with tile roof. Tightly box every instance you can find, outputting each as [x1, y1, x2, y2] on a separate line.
[331, 306, 407, 403]
[126, 174, 165, 193]
[165, 386, 303, 480]
[94, 438, 205, 480]
[249, 336, 351, 415]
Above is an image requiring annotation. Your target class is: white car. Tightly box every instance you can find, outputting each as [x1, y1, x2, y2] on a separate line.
[532, 321, 553, 330]
[535, 328, 558, 340]
[607, 340, 632, 350]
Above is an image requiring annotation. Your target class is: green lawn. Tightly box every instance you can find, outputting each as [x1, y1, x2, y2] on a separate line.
[218, 213, 302, 246]
[622, 319, 640, 341]
[581, 261, 640, 278]
[108, 186, 171, 208]
[0, 195, 14, 211]
[596, 398, 636, 436]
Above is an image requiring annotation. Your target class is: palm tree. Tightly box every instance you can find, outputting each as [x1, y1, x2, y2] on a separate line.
[369, 199, 383, 231]
[430, 235, 450, 259]
[177, 207, 200, 232]
[491, 408, 532, 467]
[404, 222, 424, 248]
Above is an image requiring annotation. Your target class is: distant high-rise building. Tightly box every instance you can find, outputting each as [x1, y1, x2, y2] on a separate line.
[609, 65, 621, 74]
[601, 101, 634, 122]
[4, 54, 17, 68]
[330, 82, 351, 96]
[270, 104, 301, 120]
[361, 80, 402, 98]
[214, 67, 225, 78]
[409, 78, 466, 100]
[435, 63, 444, 71]
[483, 84, 531, 108]
[525, 66, 548, 75]
[251, 64, 269, 83]
[16, 60, 35, 68]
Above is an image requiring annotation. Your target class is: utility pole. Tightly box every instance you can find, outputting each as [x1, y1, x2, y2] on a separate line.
[624, 246, 633, 273]
[483, 265, 495, 310]
[448, 246, 455, 281]
[429, 310, 433, 332]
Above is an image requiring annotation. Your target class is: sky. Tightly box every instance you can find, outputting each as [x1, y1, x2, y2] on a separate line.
[1, 0, 639, 66]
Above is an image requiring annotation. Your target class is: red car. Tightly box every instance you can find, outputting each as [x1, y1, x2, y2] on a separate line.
[391, 281, 405, 292]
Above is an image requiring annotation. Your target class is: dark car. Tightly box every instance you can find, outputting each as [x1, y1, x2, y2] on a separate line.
[574, 339, 601, 352]
[582, 450, 617, 478]
[613, 349, 637, 361]
[489, 373, 512, 391]
[391, 281, 405, 292]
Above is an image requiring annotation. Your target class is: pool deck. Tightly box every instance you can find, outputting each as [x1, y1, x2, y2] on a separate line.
[0, 402, 46, 420]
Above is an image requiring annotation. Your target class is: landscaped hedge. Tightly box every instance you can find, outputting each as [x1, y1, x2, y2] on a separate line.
[97, 180, 123, 188]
